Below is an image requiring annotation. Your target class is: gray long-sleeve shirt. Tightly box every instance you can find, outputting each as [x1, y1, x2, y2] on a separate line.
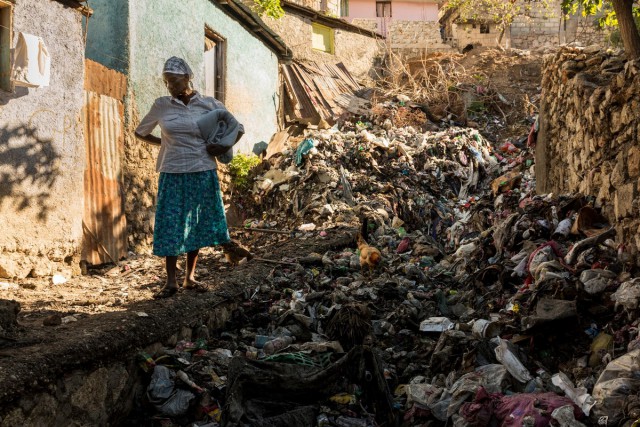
[135, 92, 226, 173]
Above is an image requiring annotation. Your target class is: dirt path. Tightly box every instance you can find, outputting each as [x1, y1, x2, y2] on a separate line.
[0, 228, 356, 405]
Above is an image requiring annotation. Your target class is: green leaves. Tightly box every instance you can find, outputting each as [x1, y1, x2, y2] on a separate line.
[254, 0, 285, 19]
[229, 154, 262, 190]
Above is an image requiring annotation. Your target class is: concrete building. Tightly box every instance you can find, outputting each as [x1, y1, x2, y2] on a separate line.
[343, 0, 452, 55]
[0, 0, 92, 278]
[440, 0, 605, 51]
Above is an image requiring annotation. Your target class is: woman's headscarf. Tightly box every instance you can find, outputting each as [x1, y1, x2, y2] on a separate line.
[163, 56, 194, 79]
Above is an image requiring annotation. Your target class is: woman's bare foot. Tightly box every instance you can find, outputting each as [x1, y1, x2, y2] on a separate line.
[183, 278, 208, 292]
[154, 282, 179, 299]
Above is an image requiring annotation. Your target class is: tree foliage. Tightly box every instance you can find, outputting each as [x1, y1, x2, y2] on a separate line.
[254, 0, 285, 19]
[560, 0, 640, 57]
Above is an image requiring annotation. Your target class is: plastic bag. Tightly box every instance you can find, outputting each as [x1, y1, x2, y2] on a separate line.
[592, 349, 640, 425]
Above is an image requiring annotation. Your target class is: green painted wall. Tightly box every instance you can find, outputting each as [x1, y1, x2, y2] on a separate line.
[84, 0, 130, 74]
[130, 0, 281, 153]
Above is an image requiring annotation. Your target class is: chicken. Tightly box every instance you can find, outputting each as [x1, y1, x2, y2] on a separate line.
[222, 240, 253, 266]
[357, 217, 382, 275]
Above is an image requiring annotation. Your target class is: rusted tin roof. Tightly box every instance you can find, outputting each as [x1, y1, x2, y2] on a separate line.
[281, 1, 383, 39]
[281, 60, 362, 124]
[210, 0, 293, 61]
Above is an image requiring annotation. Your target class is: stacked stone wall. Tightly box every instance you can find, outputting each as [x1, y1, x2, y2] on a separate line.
[536, 46, 640, 250]
[352, 19, 454, 55]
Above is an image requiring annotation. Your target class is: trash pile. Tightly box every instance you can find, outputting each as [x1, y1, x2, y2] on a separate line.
[129, 101, 640, 427]
[241, 115, 499, 237]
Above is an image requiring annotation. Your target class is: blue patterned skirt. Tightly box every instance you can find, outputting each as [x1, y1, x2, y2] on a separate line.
[153, 170, 230, 257]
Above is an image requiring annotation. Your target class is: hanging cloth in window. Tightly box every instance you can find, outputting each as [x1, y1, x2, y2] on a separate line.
[11, 32, 51, 88]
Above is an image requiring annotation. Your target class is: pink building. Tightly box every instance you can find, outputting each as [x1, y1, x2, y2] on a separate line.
[342, 0, 449, 53]
[344, 0, 439, 22]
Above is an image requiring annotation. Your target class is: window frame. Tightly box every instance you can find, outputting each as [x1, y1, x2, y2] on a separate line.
[375, 0, 391, 18]
[311, 22, 335, 55]
[479, 23, 490, 34]
[204, 26, 226, 103]
[0, 0, 13, 92]
[339, 0, 349, 17]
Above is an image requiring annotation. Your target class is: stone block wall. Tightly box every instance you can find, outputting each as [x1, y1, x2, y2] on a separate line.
[453, 23, 504, 48]
[536, 46, 640, 249]
[351, 19, 453, 54]
[510, 0, 562, 49]
[510, 0, 606, 49]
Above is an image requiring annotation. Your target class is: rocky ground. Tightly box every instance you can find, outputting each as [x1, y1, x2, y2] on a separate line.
[3, 47, 639, 427]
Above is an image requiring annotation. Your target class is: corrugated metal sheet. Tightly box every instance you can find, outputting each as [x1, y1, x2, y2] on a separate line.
[82, 90, 127, 265]
[282, 61, 361, 124]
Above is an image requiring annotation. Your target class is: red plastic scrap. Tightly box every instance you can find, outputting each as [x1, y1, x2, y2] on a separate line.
[461, 387, 583, 427]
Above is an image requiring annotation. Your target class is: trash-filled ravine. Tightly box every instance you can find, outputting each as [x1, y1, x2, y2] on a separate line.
[125, 97, 640, 427]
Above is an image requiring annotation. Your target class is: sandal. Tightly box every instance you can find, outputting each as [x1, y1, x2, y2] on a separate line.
[153, 286, 179, 299]
[183, 282, 209, 293]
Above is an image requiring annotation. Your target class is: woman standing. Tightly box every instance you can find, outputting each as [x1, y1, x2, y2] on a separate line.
[135, 56, 232, 298]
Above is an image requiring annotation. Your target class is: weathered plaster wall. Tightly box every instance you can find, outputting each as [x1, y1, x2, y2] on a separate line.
[130, 0, 280, 154]
[346, 0, 438, 21]
[84, 0, 130, 74]
[0, 0, 85, 278]
[536, 47, 640, 251]
[266, 14, 380, 80]
[347, 0, 377, 19]
[389, 1, 438, 21]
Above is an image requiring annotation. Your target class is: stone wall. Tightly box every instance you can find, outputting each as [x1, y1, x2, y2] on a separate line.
[452, 22, 505, 49]
[351, 19, 453, 55]
[266, 14, 381, 80]
[0, 1, 86, 278]
[536, 46, 640, 250]
[0, 299, 239, 426]
[510, 0, 561, 49]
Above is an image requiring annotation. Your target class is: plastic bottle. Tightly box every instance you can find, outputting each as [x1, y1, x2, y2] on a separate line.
[263, 336, 295, 355]
[317, 414, 331, 427]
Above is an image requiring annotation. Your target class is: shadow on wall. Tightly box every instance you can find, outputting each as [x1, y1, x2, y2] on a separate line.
[0, 123, 61, 221]
[0, 87, 29, 106]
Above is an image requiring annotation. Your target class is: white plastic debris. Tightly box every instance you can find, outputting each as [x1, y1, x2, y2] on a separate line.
[0, 282, 18, 290]
[61, 315, 77, 324]
[298, 223, 317, 232]
[552, 372, 596, 415]
[52, 274, 67, 285]
[136, 312, 149, 317]
[580, 269, 616, 295]
[611, 278, 640, 310]
[419, 317, 454, 333]
[494, 337, 533, 383]
[551, 405, 586, 427]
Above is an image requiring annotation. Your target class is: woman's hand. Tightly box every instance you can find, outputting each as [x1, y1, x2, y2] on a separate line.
[206, 144, 231, 156]
[135, 131, 161, 146]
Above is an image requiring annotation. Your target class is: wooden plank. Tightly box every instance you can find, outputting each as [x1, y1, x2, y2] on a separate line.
[265, 128, 292, 159]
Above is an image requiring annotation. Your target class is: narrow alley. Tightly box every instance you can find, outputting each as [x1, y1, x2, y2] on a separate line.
[1, 0, 640, 426]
